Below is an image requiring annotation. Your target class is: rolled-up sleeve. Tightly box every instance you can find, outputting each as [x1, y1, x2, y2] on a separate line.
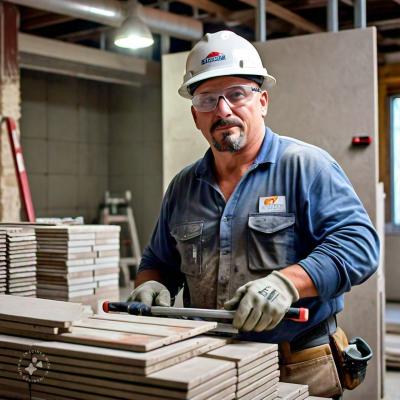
[298, 162, 380, 301]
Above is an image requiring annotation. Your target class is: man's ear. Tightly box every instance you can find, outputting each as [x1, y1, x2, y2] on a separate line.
[260, 90, 269, 118]
[191, 106, 200, 129]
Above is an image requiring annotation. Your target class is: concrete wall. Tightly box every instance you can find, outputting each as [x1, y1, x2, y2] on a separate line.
[108, 84, 163, 250]
[163, 29, 382, 399]
[20, 70, 163, 249]
[20, 70, 109, 223]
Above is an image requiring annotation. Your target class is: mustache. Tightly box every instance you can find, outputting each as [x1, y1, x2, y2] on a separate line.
[211, 118, 243, 133]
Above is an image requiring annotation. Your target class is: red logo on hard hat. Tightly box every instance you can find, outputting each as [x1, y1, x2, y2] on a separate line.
[201, 52, 226, 65]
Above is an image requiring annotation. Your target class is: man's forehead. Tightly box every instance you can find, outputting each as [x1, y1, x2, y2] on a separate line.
[194, 76, 258, 93]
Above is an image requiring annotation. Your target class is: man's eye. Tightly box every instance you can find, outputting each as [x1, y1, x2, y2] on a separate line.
[228, 90, 246, 101]
[201, 96, 217, 105]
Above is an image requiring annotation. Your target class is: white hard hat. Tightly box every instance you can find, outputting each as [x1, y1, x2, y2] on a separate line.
[178, 30, 276, 99]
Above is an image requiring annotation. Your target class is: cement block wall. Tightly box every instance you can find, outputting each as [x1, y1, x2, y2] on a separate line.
[108, 84, 163, 250]
[20, 70, 162, 249]
[20, 70, 109, 223]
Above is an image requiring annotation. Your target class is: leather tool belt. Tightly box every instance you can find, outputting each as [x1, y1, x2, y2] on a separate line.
[280, 315, 373, 392]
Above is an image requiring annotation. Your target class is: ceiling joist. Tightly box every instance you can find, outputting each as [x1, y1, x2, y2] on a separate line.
[176, 0, 230, 17]
[239, 0, 323, 33]
[23, 14, 74, 30]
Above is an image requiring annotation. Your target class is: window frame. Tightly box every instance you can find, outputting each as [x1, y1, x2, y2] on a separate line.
[390, 95, 400, 227]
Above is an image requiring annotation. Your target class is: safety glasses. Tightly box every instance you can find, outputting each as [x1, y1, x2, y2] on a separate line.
[192, 85, 262, 112]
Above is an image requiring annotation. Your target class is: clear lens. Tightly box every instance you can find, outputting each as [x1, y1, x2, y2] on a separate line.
[192, 85, 261, 112]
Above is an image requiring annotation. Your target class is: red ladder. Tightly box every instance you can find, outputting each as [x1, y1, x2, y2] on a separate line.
[1, 116, 35, 222]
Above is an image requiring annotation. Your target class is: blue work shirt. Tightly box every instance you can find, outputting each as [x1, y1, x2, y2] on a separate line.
[139, 127, 379, 343]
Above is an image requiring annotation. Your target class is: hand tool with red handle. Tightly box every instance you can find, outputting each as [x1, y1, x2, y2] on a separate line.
[102, 301, 309, 323]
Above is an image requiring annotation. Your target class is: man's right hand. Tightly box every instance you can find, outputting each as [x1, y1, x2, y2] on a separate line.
[127, 280, 171, 307]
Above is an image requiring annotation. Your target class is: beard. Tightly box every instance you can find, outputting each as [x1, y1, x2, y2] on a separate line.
[210, 118, 246, 153]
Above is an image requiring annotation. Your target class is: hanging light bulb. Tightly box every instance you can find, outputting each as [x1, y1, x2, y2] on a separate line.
[114, 1, 154, 50]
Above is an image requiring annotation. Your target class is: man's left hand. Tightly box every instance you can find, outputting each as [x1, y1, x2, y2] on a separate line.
[224, 270, 300, 332]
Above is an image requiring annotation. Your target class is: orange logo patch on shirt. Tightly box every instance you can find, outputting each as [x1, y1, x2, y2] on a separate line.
[263, 196, 279, 206]
[259, 196, 286, 213]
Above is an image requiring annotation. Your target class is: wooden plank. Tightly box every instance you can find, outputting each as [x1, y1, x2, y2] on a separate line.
[59, 326, 166, 352]
[253, 388, 278, 400]
[59, 315, 216, 352]
[239, 351, 278, 374]
[277, 381, 309, 399]
[145, 356, 236, 390]
[33, 335, 226, 368]
[237, 370, 279, 397]
[74, 317, 213, 338]
[0, 334, 38, 350]
[0, 294, 83, 327]
[238, 354, 278, 382]
[240, 377, 279, 400]
[204, 341, 277, 367]
[0, 320, 64, 334]
[30, 368, 237, 400]
[92, 313, 218, 329]
[20, 340, 226, 381]
[237, 364, 279, 391]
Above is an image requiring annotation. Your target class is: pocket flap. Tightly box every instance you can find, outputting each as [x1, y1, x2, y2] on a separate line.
[248, 214, 295, 234]
[171, 222, 203, 241]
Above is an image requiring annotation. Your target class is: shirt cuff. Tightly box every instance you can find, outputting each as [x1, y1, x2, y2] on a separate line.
[298, 253, 345, 301]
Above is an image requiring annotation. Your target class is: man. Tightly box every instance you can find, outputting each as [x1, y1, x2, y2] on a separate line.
[128, 31, 379, 397]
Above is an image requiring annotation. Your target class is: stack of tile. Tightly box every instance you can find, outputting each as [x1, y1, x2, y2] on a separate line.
[277, 382, 309, 399]
[35, 225, 120, 307]
[4, 227, 37, 297]
[0, 230, 6, 294]
[386, 302, 400, 369]
[204, 340, 279, 400]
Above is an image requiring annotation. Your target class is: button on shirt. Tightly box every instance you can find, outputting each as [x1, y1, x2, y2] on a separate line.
[139, 127, 379, 343]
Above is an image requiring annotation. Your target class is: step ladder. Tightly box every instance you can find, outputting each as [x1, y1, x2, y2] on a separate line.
[100, 191, 141, 287]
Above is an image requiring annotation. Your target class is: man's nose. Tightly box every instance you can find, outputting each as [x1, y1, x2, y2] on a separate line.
[215, 96, 232, 116]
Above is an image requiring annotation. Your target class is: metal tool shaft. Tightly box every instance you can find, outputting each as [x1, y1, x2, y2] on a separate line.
[150, 306, 235, 319]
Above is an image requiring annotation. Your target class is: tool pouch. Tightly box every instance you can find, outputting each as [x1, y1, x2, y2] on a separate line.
[329, 327, 373, 390]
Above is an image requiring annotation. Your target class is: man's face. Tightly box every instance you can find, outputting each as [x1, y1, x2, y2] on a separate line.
[191, 76, 268, 153]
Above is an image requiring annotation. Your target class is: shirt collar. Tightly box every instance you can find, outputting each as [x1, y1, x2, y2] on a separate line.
[195, 126, 279, 178]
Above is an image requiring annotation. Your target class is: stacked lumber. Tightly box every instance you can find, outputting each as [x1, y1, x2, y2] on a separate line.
[0, 294, 84, 337]
[2, 227, 37, 297]
[277, 382, 309, 399]
[35, 225, 120, 306]
[0, 230, 6, 294]
[204, 340, 279, 400]
[0, 295, 319, 400]
[386, 302, 400, 369]
[0, 333, 229, 400]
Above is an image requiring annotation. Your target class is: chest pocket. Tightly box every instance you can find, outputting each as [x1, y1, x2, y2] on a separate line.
[171, 221, 203, 277]
[248, 214, 295, 271]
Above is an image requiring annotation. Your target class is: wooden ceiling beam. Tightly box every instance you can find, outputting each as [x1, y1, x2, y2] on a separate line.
[239, 0, 323, 33]
[340, 0, 354, 6]
[56, 26, 109, 42]
[22, 14, 74, 30]
[176, 0, 230, 17]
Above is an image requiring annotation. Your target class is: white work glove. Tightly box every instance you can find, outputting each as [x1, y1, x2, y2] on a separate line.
[224, 271, 299, 332]
[127, 280, 171, 307]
